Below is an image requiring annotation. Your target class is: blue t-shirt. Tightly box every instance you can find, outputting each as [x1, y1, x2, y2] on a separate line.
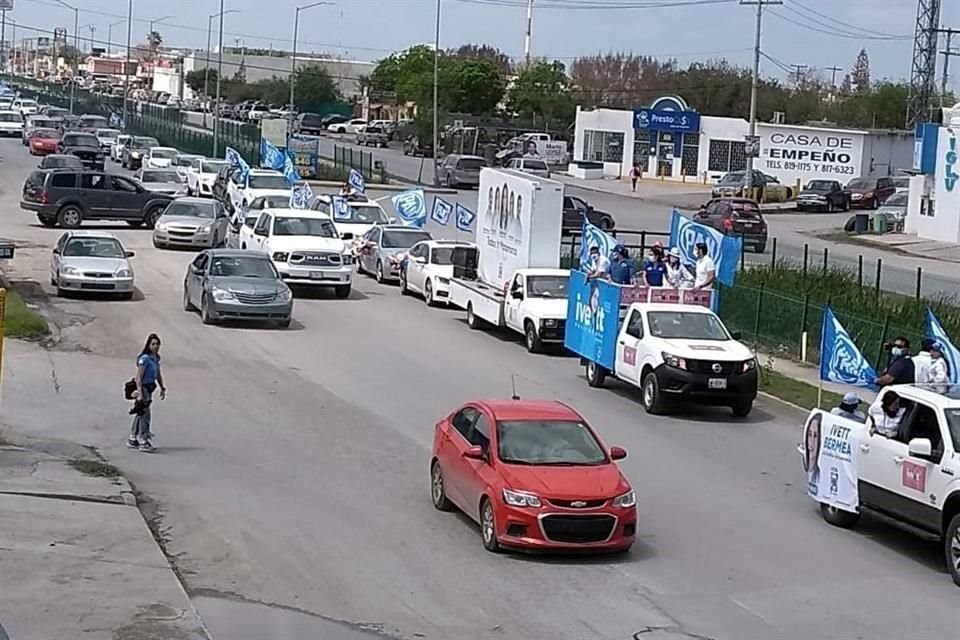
[137, 353, 161, 386]
[643, 259, 667, 286]
[609, 258, 635, 284]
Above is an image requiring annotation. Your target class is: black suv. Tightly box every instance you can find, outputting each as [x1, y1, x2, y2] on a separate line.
[562, 194, 615, 234]
[21, 169, 173, 228]
[57, 131, 105, 170]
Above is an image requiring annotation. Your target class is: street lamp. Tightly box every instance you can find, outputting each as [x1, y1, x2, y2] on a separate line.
[290, 2, 332, 113]
[52, 0, 79, 114]
[107, 19, 125, 56]
[205, 7, 239, 131]
[213, 0, 232, 157]
[149, 15, 174, 36]
[81, 24, 96, 54]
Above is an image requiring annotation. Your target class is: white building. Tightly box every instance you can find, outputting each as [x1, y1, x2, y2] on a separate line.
[907, 103, 960, 242]
[573, 95, 914, 188]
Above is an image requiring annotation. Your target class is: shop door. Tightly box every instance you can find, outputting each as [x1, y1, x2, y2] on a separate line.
[657, 133, 674, 177]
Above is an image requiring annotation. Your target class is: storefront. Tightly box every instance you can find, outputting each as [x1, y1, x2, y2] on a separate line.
[908, 104, 960, 242]
[573, 98, 914, 187]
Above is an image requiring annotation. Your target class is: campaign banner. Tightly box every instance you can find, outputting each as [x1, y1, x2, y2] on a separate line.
[563, 270, 621, 370]
[819, 305, 876, 387]
[668, 209, 741, 287]
[803, 410, 862, 512]
[286, 135, 319, 179]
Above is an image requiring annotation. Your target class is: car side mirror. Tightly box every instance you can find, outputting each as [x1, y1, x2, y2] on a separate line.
[389, 217, 397, 223]
[610, 446, 627, 461]
[731, 331, 742, 340]
[463, 445, 486, 461]
[125, 250, 135, 258]
[254, 227, 267, 237]
[908, 438, 932, 459]
[52, 248, 60, 255]
[511, 289, 523, 299]
[414, 256, 426, 264]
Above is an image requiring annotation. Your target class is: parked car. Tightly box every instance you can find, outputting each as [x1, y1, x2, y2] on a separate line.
[402, 135, 433, 157]
[796, 180, 850, 212]
[153, 197, 229, 249]
[562, 194, 615, 232]
[357, 225, 433, 283]
[293, 112, 325, 136]
[50, 230, 136, 298]
[20, 169, 174, 228]
[187, 158, 228, 198]
[135, 168, 186, 196]
[77, 114, 109, 132]
[57, 131, 105, 170]
[327, 118, 366, 134]
[845, 176, 896, 209]
[246, 104, 271, 122]
[122, 136, 160, 170]
[111, 134, 132, 162]
[874, 190, 908, 229]
[399, 239, 476, 306]
[319, 114, 348, 127]
[0, 109, 24, 137]
[891, 176, 911, 192]
[712, 170, 783, 200]
[694, 197, 768, 253]
[506, 156, 550, 179]
[37, 154, 83, 170]
[439, 154, 487, 188]
[94, 128, 121, 151]
[356, 125, 389, 147]
[28, 128, 61, 155]
[182, 249, 293, 327]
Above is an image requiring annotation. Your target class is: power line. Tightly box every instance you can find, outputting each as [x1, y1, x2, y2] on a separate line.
[769, 7, 912, 41]
[783, 0, 911, 39]
[789, 63, 808, 84]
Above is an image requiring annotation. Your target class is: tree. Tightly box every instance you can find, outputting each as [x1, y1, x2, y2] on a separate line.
[443, 58, 505, 114]
[571, 52, 678, 109]
[147, 30, 163, 51]
[184, 69, 215, 94]
[368, 45, 435, 103]
[849, 48, 870, 94]
[292, 65, 340, 108]
[451, 44, 512, 76]
[505, 60, 575, 130]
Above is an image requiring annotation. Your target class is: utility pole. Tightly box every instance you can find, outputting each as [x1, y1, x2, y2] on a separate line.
[122, 0, 132, 132]
[936, 27, 959, 105]
[740, 0, 781, 198]
[906, 0, 941, 127]
[524, 0, 533, 66]
[790, 64, 808, 86]
[1, 11, 6, 74]
[432, 0, 441, 186]
[825, 65, 842, 87]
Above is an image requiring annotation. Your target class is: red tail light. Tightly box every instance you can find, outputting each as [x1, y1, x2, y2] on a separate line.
[39, 189, 48, 204]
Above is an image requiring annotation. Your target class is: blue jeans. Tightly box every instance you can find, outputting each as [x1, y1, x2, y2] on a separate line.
[130, 385, 153, 442]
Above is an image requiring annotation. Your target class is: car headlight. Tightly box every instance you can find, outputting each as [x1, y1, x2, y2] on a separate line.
[131, 151, 141, 158]
[276, 288, 292, 302]
[542, 318, 558, 328]
[851, 192, 862, 199]
[211, 287, 235, 301]
[502, 489, 541, 508]
[272, 252, 289, 262]
[662, 352, 687, 370]
[612, 490, 636, 508]
[115, 268, 133, 278]
[341, 253, 354, 265]
[742, 357, 757, 373]
[437, 276, 450, 285]
[197, 224, 212, 234]
[155, 222, 167, 231]
[61, 265, 81, 275]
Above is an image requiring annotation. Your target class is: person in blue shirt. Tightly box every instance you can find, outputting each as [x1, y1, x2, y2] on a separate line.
[642, 244, 667, 287]
[609, 245, 635, 284]
[128, 333, 166, 452]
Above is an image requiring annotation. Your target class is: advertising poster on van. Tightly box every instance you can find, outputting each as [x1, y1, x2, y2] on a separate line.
[758, 125, 864, 184]
[802, 410, 862, 513]
[477, 168, 536, 290]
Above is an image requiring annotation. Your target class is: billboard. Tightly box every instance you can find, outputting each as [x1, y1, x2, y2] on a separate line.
[0, 0, 13, 11]
[757, 124, 865, 184]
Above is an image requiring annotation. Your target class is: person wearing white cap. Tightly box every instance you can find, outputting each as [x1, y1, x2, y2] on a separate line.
[831, 392, 866, 423]
[929, 342, 950, 393]
[664, 247, 694, 289]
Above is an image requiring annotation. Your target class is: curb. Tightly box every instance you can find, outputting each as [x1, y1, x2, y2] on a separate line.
[757, 390, 811, 414]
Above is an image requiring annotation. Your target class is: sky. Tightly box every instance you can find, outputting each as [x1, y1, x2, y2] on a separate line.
[3, 0, 958, 92]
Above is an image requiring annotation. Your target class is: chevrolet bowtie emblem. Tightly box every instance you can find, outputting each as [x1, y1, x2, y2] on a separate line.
[570, 501, 587, 507]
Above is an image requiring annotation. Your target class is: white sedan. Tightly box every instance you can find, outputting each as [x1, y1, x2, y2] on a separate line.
[327, 118, 366, 134]
[400, 240, 477, 306]
[145, 146, 179, 168]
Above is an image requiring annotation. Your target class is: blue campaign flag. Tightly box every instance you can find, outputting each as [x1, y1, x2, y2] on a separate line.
[282, 153, 299, 185]
[455, 203, 476, 231]
[820, 305, 877, 387]
[563, 270, 621, 370]
[431, 197, 452, 225]
[926, 308, 960, 383]
[224, 146, 250, 184]
[391, 189, 427, 228]
[330, 195, 353, 221]
[668, 209, 742, 287]
[109, 112, 120, 127]
[579, 216, 617, 272]
[290, 182, 314, 209]
[260, 137, 286, 171]
[348, 168, 366, 194]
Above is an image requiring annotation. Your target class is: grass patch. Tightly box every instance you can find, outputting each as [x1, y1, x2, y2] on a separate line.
[68, 459, 122, 478]
[5, 288, 49, 339]
[759, 367, 843, 411]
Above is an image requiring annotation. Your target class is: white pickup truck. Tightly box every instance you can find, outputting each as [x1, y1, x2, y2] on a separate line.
[449, 266, 570, 353]
[239, 207, 353, 298]
[227, 168, 291, 214]
[569, 281, 758, 416]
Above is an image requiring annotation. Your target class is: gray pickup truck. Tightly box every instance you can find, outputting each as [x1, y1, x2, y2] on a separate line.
[356, 125, 389, 148]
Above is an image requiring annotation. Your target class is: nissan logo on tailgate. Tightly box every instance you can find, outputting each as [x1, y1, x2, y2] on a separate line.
[712, 363, 722, 373]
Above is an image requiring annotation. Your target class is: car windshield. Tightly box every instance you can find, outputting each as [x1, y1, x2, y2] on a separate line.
[209, 256, 278, 279]
[151, 148, 177, 159]
[273, 217, 338, 237]
[524, 159, 548, 171]
[806, 180, 834, 190]
[46, 156, 82, 168]
[248, 175, 289, 190]
[133, 137, 159, 148]
[64, 133, 98, 146]
[250, 195, 290, 210]
[0, 112, 22, 122]
[382, 230, 430, 248]
[80, 117, 107, 128]
[175, 156, 197, 167]
[720, 172, 744, 184]
[142, 171, 180, 183]
[884, 191, 909, 207]
[338, 204, 388, 224]
[34, 128, 59, 139]
[647, 311, 730, 340]
[96, 129, 119, 139]
[163, 201, 215, 218]
[32, 119, 58, 128]
[63, 237, 125, 258]
[847, 178, 872, 189]
[527, 276, 569, 298]
[430, 247, 459, 264]
[497, 420, 607, 466]
[201, 161, 226, 174]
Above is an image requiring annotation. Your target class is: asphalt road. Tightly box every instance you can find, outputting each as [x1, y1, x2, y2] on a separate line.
[2, 137, 959, 640]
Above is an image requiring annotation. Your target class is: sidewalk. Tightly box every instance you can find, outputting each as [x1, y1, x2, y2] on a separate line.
[0, 432, 208, 640]
[758, 350, 876, 407]
[843, 232, 960, 264]
[555, 173, 798, 212]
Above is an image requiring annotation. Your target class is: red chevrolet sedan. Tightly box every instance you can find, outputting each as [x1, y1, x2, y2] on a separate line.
[29, 128, 61, 156]
[430, 399, 636, 553]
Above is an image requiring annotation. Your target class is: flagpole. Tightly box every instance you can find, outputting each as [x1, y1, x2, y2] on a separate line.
[817, 378, 823, 409]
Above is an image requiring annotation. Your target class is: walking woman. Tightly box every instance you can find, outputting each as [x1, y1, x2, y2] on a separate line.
[128, 333, 166, 452]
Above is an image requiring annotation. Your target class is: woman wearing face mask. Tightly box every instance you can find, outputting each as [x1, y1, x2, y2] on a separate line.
[867, 391, 905, 438]
[664, 247, 694, 289]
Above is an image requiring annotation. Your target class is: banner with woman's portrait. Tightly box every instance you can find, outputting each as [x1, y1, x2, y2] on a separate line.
[802, 410, 862, 513]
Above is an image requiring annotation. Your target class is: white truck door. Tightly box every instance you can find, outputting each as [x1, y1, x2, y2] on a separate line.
[408, 243, 428, 293]
[857, 389, 912, 511]
[504, 273, 525, 332]
[615, 308, 643, 384]
[250, 213, 271, 250]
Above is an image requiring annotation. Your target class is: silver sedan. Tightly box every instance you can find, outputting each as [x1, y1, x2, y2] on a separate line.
[136, 167, 187, 196]
[153, 197, 230, 249]
[51, 230, 135, 298]
[357, 225, 432, 283]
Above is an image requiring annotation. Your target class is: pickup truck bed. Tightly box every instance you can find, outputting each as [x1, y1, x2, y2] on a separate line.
[448, 278, 505, 328]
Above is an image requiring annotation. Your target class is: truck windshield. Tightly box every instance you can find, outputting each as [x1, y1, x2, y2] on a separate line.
[527, 276, 568, 298]
[647, 311, 730, 340]
[496, 420, 607, 466]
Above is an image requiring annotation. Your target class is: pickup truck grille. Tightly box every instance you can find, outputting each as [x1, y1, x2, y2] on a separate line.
[686, 359, 738, 375]
[289, 252, 342, 266]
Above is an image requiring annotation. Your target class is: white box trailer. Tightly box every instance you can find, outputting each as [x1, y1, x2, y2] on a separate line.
[448, 168, 570, 352]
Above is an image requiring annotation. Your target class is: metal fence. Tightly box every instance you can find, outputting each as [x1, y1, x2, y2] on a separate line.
[332, 144, 378, 181]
